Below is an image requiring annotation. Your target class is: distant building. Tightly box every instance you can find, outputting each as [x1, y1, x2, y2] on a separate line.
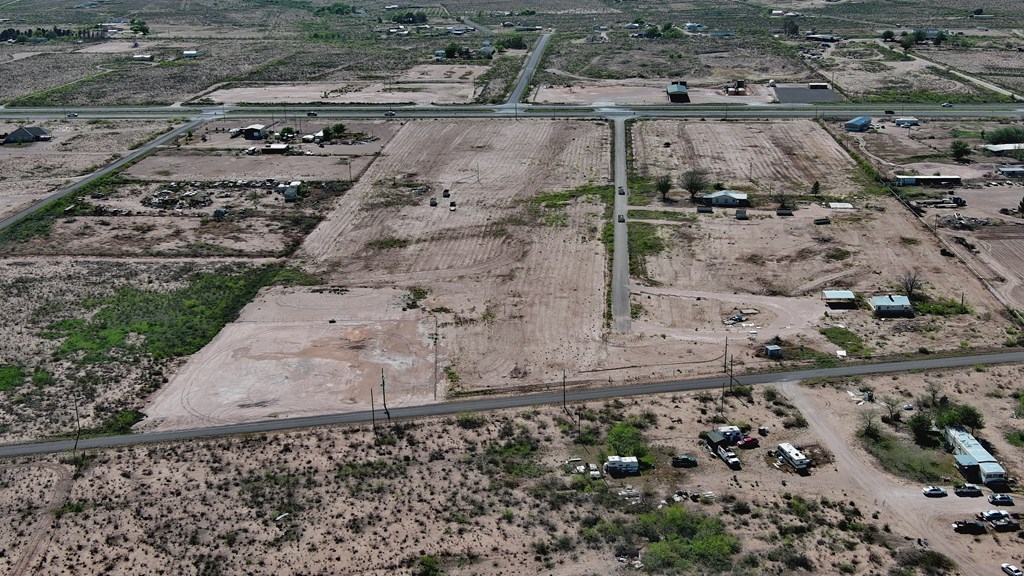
[263, 143, 290, 154]
[869, 294, 912, 317]
[666, 80, 690, 103]
[894, 174, 961, 187]
[997, 166, 1024, 178]
[805, 33, 841, 42]
[822, 290, 857, 308]
[894, 117, 920, 127]
[131, 54, 154, 61]
[478, 46, 495, 58]
[3, 126, 52, 144]
[182, 50, 199, 58]
[764, 344, 782, 359]
[844, 116, 871, 132]
[703, 190, 748, 207]
[242, 124, 266, 140]
[983, 143, 1024, 156]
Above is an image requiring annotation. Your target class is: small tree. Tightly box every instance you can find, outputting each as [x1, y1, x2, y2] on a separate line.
[681, 169, 709, 200]
[936, 404, 984, 433]
[444, 43, 461, 58]
[810, 180, 820, 195]
[880, 396, 902, 423]
[782, 19, 799, 36]
[656, 174, 672, 201]
[925, 381, 942, 407]
[896, 269, 924, 301]
[770, 188, 793, 209]
[859, 411, 880, 440]
[950, 140, 971, 161]
[908, 413, 933, 445]
[899, 35, 915, 51]
[882, 30, 895, 41]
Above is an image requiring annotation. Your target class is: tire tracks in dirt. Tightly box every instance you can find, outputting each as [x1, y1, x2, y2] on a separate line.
[6, 462, 73, 576]
[780, 381, 987, 576]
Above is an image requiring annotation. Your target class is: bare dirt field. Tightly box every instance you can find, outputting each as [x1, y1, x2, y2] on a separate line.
[632, 119, 860, 195]
[627, 119, 1011, 364]
[811, 41, 993, 100]
[921, 46, 1024, 93]
[0, 119, 178, 221]
[205, 62, 491, 105]
[5, 376, 1020, 575]
[141, 119, 611, 431]
[531, 81, 774, 105]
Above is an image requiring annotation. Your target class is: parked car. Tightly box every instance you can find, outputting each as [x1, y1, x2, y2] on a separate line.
[671, 455, 698, 468]
[991, 518, 1020, 532]
[988, 493, 1014, 506]
[951, 520, 986, 534]
[1003, 563, 1023, 576]
[922, 486, 948, 497]
[617, 214, 625, 223]
[977, 510, 1010, 521]
[737, 437, 759, 448]
[953, 484, 982, 496]
[617, 186, 625, 195]
[306, 111, 317, 117]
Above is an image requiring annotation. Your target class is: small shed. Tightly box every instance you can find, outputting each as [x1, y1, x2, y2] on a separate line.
[776, 208, 793, 217]
[870, 294, 913, 317]
[263, 143, 290, 154]
[997, 166, 1024, 178]
[828, 202, 854, 210]
[131, 54, 154, 61]
[735, 209, 748, 220]
[705, 431, 727, 448]
[764, 344, 782, 359]
[822, 290, 856, 308]
[844, 116, 871, 132]
[983, 143, 1024, 156]
[182, 50, 199, 58]
[697, 206, 713, 214]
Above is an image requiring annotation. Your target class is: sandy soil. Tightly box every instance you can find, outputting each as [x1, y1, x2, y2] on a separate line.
[531, 81, 775, 105]
[204, 64, 488, 105]
[142, 287, 439, 430]
[0, 119, 179, 221]
[810, 40, 982, 97]
[125, 150, 376, 182]
[74, 42, 165, 54]
[632, 119, 861, 195]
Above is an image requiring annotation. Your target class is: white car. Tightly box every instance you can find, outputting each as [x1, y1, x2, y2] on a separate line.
[989, 493, 1014, 506]
[922, 486, 947, 497]
[978, 510, 1010, 521]
[1002, 564, 1023, 576]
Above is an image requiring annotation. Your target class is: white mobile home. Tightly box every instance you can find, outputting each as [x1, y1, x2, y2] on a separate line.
[777, 443, 812, 470]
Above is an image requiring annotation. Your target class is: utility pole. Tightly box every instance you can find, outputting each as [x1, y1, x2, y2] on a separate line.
[71, 391, 81, 460]
[562, 370, 567, 413]
[370, 388, 378, 442]
[380, 368, 391, 421]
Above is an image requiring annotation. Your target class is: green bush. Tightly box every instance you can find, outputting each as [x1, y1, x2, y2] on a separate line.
[0, 365, 25, 391]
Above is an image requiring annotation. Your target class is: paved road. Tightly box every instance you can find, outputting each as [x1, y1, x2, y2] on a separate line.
[611, 117, 630, 333]
[4, 349, 1024, 459]
[2, 103, 1022, 123]
[0, 118, 203, 231]
[505, 32, 550, 105]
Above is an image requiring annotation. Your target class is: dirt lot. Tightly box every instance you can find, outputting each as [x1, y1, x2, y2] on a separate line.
[140, 119, 611, 431]
[531, 81, 774, 105]
[808, 40, 993, 100]
[0, 119, 178, 221]
[4, 376, 1021, 575]
[628, 120, 1011, 364]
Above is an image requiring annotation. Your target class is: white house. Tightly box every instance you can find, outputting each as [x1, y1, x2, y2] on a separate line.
[704, 190, 748, 207]
[869, 294, 912, 317]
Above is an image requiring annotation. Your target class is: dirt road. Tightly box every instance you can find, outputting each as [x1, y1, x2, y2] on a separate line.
[781, 381, 990, 576]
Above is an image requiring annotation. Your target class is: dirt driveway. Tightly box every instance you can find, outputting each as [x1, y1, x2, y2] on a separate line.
[781, 381, 997, 576]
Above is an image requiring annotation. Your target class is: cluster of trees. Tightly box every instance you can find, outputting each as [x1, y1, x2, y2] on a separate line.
[129, 18, 149, 35]
[782, 19, 799, 36]
[654, 169, 711, 202]
[320, 123, 348, 141]
[0, 26, 82, 42]
[882, 29, 947, 49]
[314, 3, 357, 15]
[875, 381, 985, 446]
[391, 11, 427, 24]
[984, 126, 1024, 145]
[495, 34, 526, 50]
